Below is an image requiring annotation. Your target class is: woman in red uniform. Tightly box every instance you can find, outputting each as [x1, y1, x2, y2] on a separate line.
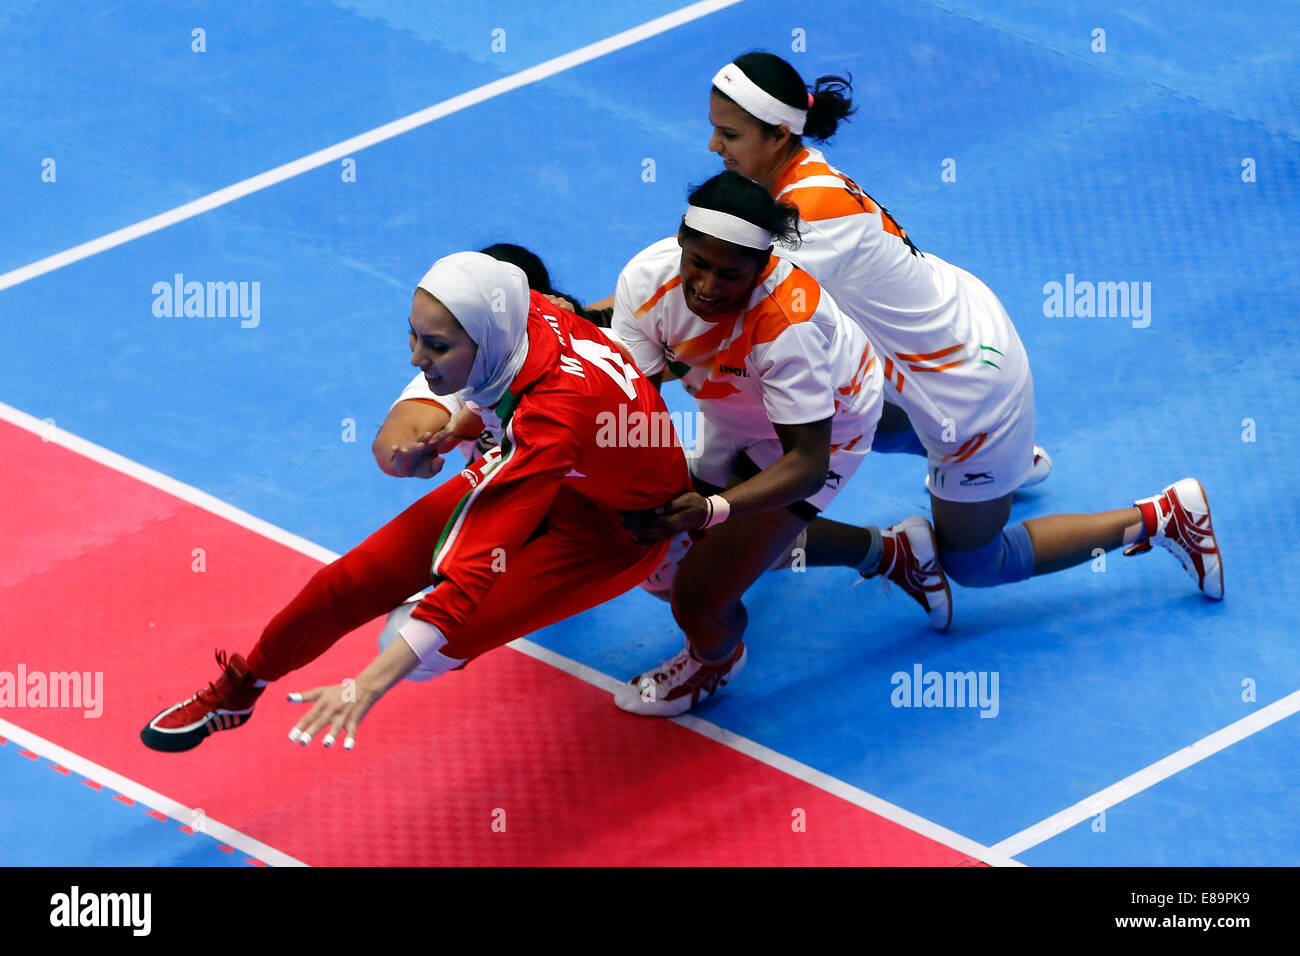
[141, 251, 690, 752]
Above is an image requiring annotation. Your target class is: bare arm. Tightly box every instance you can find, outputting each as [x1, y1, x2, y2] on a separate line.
[623, 417, 832, 541]
[720, 417, 831, 515]
[372, 399, 450, 477]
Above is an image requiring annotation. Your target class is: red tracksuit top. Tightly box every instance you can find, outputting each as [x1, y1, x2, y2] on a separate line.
[409, 291, 692, 640]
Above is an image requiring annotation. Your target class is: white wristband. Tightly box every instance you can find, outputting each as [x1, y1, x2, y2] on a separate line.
[702, 494, 731, 528]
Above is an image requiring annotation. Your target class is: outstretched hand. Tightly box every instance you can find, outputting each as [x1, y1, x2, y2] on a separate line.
[285, 681, 380, 750]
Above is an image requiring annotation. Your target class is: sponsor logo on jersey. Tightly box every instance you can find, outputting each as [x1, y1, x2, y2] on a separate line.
[718, 364, 749, 377]
[960, 472, 995, 486]
[825, 469, 844, 489]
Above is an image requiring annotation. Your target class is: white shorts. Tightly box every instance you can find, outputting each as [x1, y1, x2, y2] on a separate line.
[640, 412, 875, 600]
[922, 360, 1036, 502]
[690, 411, 877, 516]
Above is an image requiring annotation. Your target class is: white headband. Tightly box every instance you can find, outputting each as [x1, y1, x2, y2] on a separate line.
[712, 62, 806, 135]
[683, 206, 773, 250]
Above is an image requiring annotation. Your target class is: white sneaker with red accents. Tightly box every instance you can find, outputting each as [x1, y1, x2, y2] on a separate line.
[1124, 478, 1223, 600]
[615, 643, 747, 717]
[863, 516, 953, 631]
[1019, 445, 1053, 488]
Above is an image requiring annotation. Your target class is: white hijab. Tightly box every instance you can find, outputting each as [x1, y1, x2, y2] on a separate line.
[417, 251, 531, 410]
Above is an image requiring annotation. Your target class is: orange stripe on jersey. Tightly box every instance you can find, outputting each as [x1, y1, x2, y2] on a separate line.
[877, 208, 907, 240]
[694, 379, 741, 401]
[884, 355, 904, 388]
[896, 344, 965, 363]
[748, 267, 821, 345]
[772, 148, 827, 196]
[940, 433, 988, 465]
[838, 346, 875, 397]
[887, 359, 905, 393]
[773, 148, 914, 246]
[908, 359, 966, 374]
[635, 276, 682, 318]
[784, 184, 872, 222]
[671, 317, 736, 366]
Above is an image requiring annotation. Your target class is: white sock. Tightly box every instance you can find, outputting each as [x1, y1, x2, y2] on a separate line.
[856, 526, 885, 576]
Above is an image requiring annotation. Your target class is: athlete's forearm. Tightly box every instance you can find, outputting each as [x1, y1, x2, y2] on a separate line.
[357, 631, 422, 698]
[373, 400, 452, 475]
[715, 447, 826, 518]
[715, 416, 833, 517]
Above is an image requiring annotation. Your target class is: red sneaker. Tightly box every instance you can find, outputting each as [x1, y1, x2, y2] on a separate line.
[141, 650, 265, 752]
[867, 516, 953, 631]
[1124, 478, 1224, 600]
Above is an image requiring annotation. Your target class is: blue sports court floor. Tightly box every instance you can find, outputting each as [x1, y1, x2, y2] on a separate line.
[1, 0, 1297, 866]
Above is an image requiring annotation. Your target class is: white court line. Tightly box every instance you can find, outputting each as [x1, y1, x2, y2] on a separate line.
[1, 399, 1019, 867]
[0, 0, 744, 294]
[0, 717, 307, 868]
[992, 688, 1300, 858]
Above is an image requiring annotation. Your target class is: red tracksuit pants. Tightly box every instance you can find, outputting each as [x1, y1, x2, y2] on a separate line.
[246, 475, 668, 681]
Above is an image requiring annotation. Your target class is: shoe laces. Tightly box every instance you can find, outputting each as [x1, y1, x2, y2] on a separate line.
[196, 649, 241, 705]
[647, 648, 696, 687]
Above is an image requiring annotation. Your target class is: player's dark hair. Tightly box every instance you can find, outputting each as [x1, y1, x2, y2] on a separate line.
[478, 243, 554, 293]
[478, 242, 610, 327]
[711, 51, 855, 143]
[678, 170, 801, 265]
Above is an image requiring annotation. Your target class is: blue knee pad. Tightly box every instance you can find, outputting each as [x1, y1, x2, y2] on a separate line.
[871, 425, 926, 456]
[938, 523, 1035, 588]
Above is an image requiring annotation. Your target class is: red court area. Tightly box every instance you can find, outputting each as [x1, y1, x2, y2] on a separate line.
[0, 420, 980, 865]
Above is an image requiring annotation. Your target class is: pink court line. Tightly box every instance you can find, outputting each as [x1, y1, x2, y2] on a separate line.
[0, 399, 1018, 866]
[0, 0, 746, 293]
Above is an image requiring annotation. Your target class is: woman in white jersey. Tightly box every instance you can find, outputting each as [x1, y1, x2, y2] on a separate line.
[702, 52, 1222, 618]
[612, 171, 951, 716]
[372, 225, 945, 714]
